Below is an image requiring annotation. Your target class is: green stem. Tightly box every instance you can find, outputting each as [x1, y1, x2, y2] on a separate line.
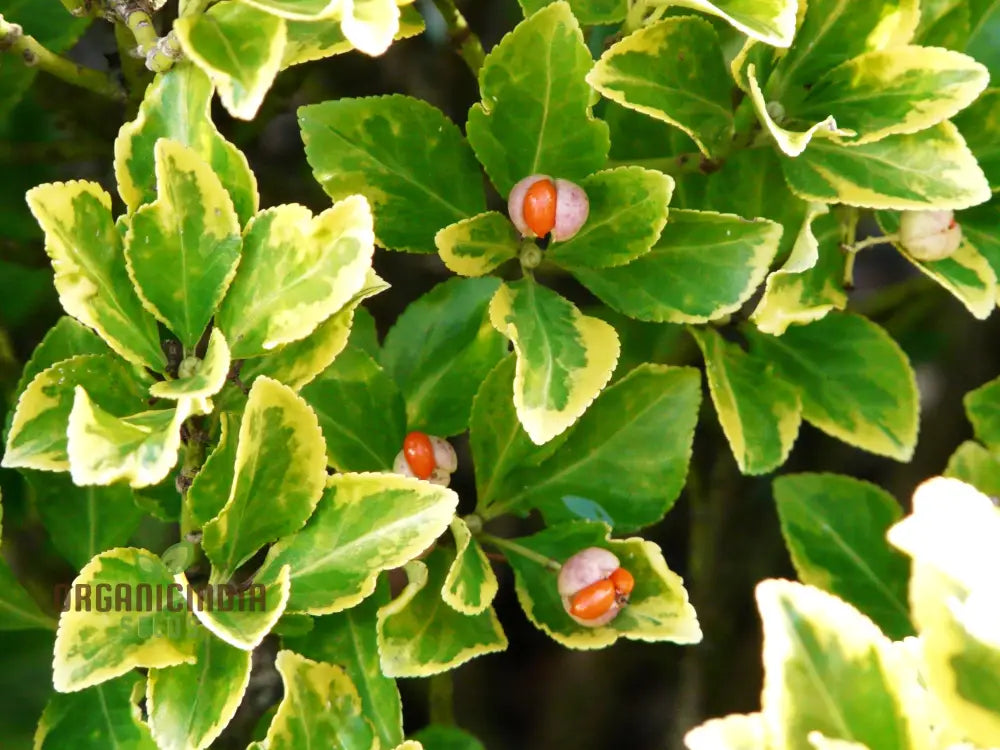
[58, 0, 94, 16]
[478, 533, 561, 571]
[111, 0, 181, 72]
[0, 18, 125, 100]
[429, 0, 485, 76]
[605, 151, 726, 177]
[428, 673, 455, 726]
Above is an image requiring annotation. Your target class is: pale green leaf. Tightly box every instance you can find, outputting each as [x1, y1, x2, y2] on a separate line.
[780, 122, 991, 210]
[147, 630, 251, 750]
[3, 354, 149, 473]
[670, 0, 797, 46]
[114, 64, 258, 224]
[945, 440, 1000, 499]
[149, 328, 231, 401]
[685, 713, 768, 750]
[187, 412, 240, 527]
[175, 2, 287, 120]
[283, 578, 404, 749]
[202, 377, 326, 579]
[587, 16, 733, 159]
[745, 313, 919, 461]
[489, 280, 620, 445]
[692, 327, 801, 475]
[443, 517, 499, 615]
[756, 579, 921, 750]
[282, 6, 424, 67]
[466, 1, 610, 195]
[216, 197, 374, 359]
[255, 472, 458, 614]
[573, 209, 781, 324]
[341, 0, 400, 55]
[377, 547, 507, 677]
[124, 140, 242, 349]
[516, 0, 626, 24]
[953, 88, 1000, 191]
[381, 277, 507, 437]
[240, 0, 338, 19]
[300, 95, 484, 253]
[261, 650, 378, 750]
[67, 391, 192, 489]
[965, 373, 1000, 451]
[25, 182, 165, 370]
[52, 548, 198, 693]
[0, 557, 56, 631]
[435, 212, 520, 278]
[183, 566, 290, 650]
[10, 316, 109, 406]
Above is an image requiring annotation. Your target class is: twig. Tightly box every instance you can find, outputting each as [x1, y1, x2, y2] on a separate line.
[478, 533, 561, 571]
[429, 0, 485, 76]
[0, 17, 125, 100]
[109, 0, 182, 72]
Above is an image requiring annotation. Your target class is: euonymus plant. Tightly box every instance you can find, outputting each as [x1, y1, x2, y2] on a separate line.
[0, 0, 999, 747]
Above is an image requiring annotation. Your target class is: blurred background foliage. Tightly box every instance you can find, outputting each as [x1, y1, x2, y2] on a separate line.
[1, 1, 997, 748]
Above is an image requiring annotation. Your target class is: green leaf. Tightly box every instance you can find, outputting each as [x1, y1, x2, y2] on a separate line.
[339, 0, 402, 55]
[685, 713, 767, 750]
[954, 88, 1000, 192]
[282, 5, 424, 66]
[10, 316, 109, 405]
[240, 0, 338, 19]
[877, 209, 997, 320]
[489, 280, 620, 445]
[149, 328, 232, 402]
[376, 547, 507, 677]
[35, 673, 156, 750]
[435, 212, 520, 278]
[755, 579, 921, 750]
[780, 122, 992, 210]
[187, 412, 240, 527]
[124, 140, 242, 349]
[751, 206, 848, 335]
[66, 391, 192, 489]
[491, 365, 700, 531]
[670, 0, 797, 46]
[572, 209, 781, 323]
[3, 354, 150, 473]
[183, 566, 291, 649]
[773, 474, 913, 640]
[260, 650, 378, 750]
[255, 472, 458, 614]
[914, 0, 969, 48]
[546, 167, 674, 269]
[766, 0, 919, 97]
[411, 725, 486, 750]
[505, 521, 701, 648]
[216, 198, 374, 359]
[25, 182, 165, 370]
[301, 345, 406, 472]
[469, 355, 553, 509]
[147, 630, 251, 750]
[888, 477, 1000, 747]
[516, 0, 625, 24]
[202, 377, 326, 580]
[283, 578, 404, 749]
[967, 0, 1000, 80]
[240, 270, 389, 390]
[466, 1, 610, 195]
[965, 374, 1000, 451]
[27, 471, 144, 570]
[745, 313, 919, 461]
[945, 440, 1000, 499]
[792, 47, 988, 146]
[175, 1, 285, 120]
[443, 517, 498, 615]
[691, 328, 801, 475]
[115, 64, 258, 225]
[962, 200, 1000, 289]
[0, 523, 56, 630]
[587, 16, 733, 159]
[300, 95, 485, 253]
[52, 548, 198, 693]
[381, 277, 507, 437]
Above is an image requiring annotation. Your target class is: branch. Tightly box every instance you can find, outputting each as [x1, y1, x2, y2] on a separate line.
[429, 0, 485, 76]
[109, 0, 182, 72]
[0, 17, 125, 100]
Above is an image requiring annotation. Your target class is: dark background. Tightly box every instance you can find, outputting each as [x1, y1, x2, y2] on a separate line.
[1, 2, 996, 748]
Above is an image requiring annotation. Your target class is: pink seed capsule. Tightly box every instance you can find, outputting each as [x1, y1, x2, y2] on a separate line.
[508, 175, 589, 242]
[558, 547, 627, 627]
[899, 210, 962, 261]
